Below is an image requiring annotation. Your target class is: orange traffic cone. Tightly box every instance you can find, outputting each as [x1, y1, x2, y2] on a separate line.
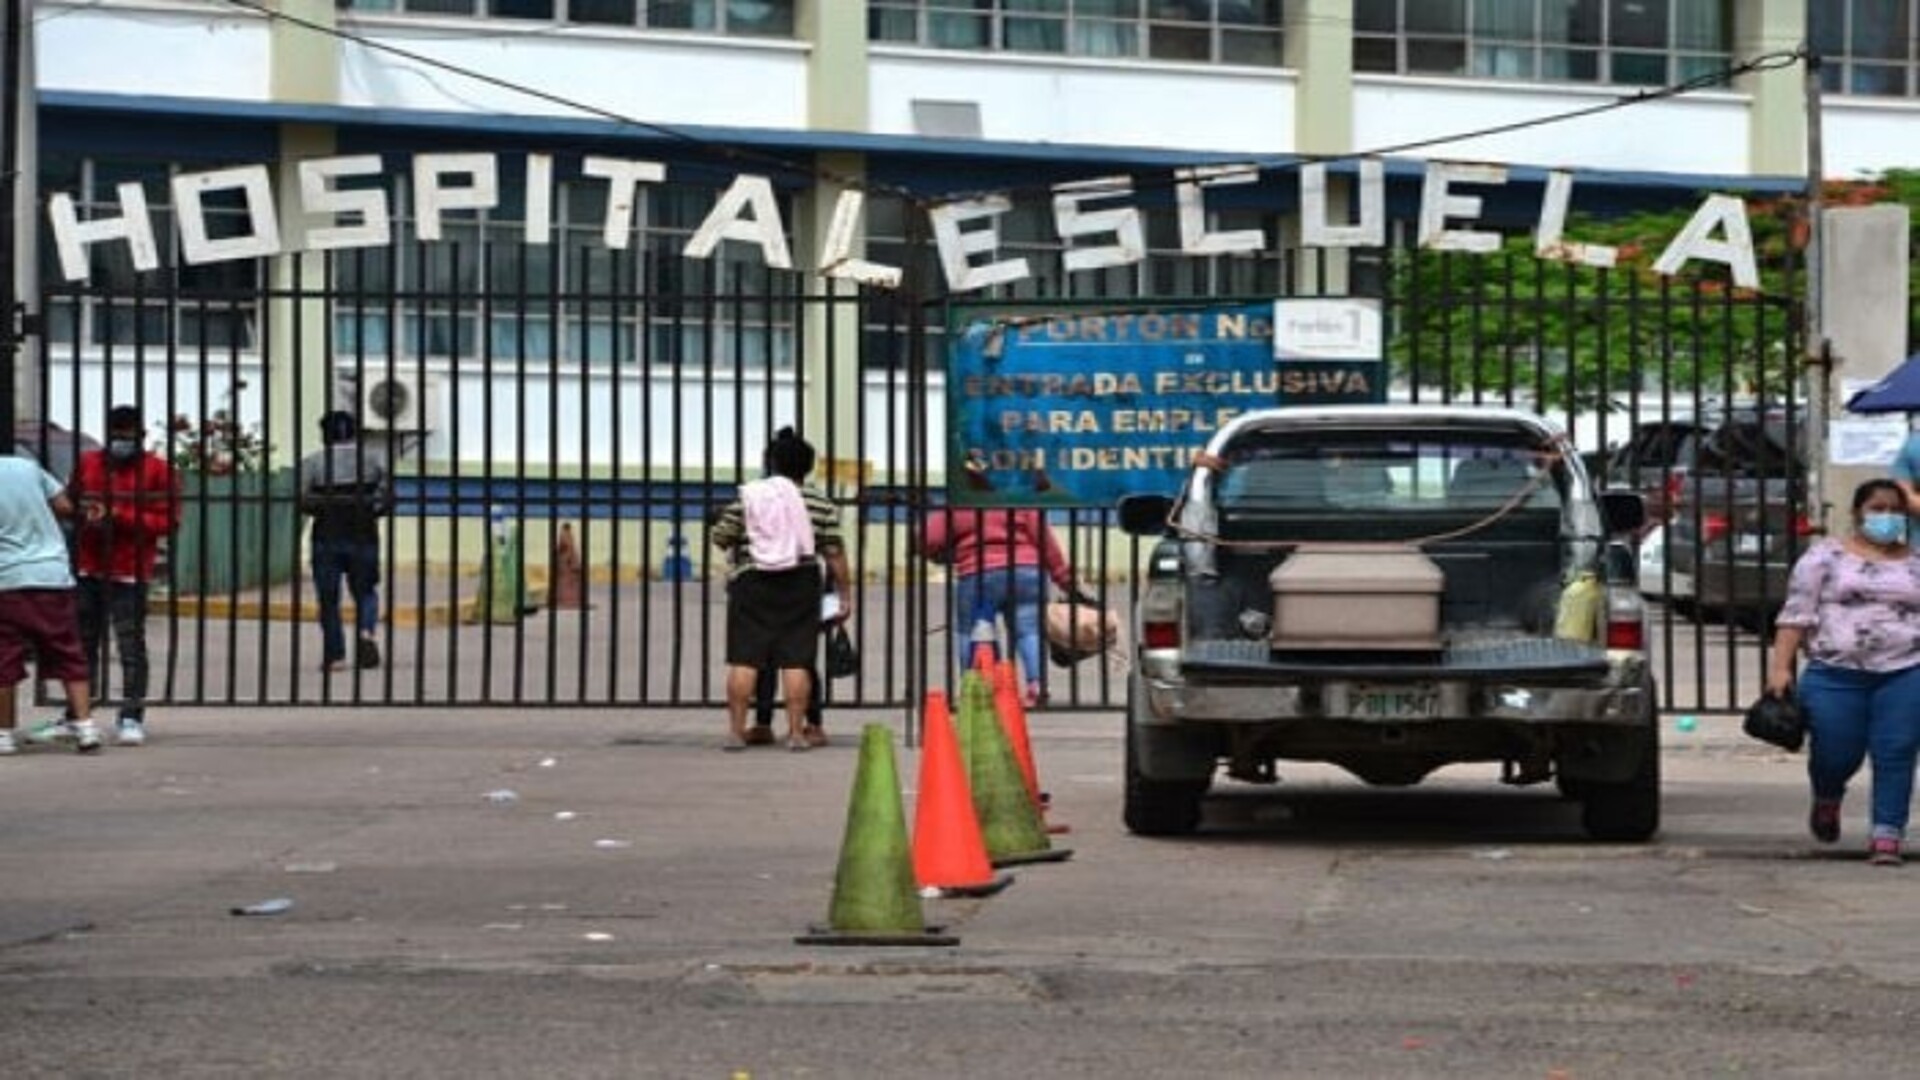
[994, 660, 1070, 835]
[551, 523, 588, 610]
[912, 690, 1013, 898]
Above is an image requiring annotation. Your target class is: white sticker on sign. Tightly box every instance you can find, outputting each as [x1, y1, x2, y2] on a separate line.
[1273, 299, 1383, 361]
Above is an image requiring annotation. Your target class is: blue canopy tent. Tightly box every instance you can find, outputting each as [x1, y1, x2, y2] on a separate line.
[1846, 353, 1920, 413]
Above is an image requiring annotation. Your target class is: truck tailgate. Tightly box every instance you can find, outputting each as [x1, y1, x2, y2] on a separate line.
[1181, 637, 1611, 680]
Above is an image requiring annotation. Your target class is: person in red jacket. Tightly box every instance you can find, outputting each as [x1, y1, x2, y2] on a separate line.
[67, 405, 177, 746]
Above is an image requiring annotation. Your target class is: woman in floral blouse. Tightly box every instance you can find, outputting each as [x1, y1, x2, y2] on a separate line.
[1767, 478, 1920, 866]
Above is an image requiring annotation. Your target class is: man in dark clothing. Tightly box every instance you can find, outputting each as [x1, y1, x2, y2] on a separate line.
[298, 411, 391, 673]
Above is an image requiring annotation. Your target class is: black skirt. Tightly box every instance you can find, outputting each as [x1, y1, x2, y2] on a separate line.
[726, 565, 823, 669]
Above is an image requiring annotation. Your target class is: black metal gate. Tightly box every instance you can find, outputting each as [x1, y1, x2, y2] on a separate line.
[31, 226, 1802, 715]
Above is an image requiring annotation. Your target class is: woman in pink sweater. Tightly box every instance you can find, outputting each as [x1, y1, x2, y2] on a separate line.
[920, 507, 1077, 704]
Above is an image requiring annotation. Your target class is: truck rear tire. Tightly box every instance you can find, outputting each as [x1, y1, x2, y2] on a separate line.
[1580, 689, 1661, 842]
[1124, 697, 1207, 837]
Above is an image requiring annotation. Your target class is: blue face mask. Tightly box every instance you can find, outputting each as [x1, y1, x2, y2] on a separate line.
[1861, 511, 1907, 546]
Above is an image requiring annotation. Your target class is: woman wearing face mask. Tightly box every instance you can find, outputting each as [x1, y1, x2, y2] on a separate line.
[1768, 478, 1920, 866]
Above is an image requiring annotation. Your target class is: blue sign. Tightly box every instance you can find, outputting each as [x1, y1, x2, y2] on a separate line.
[949, 303, 1292, 507]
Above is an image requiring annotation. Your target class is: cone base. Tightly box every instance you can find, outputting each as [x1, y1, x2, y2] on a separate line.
[989, 847, 1074, 868]
[921, 873, 1015, 899]
[795, 924, 960, 947]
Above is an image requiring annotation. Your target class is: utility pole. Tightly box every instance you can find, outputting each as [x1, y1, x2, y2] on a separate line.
[0, 0, 34, 456]
[1802, 46, 1828, 531]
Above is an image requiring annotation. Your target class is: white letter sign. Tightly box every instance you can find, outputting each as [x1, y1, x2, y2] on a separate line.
[929, 196, 1031, 292]
[413, 153, 498, 242]
[581, 156, 666, 250]
[1175, 165, 1265, 255]
[298, 155, 391, 252]
[1052, 176, 1145, 273]
[1652, 193, 1759, 290]
[1418, 162, 1508, 253]
[1534, 170, 1617, 268]
[1300, 160, 1385, 248]
[172, 166, 283, 266]
[818, 189, 903, 288]
[684, 174, 793, 270]
[49, 183, 160, 283]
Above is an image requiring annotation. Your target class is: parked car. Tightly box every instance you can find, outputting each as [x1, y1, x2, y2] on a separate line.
[1116, 404, 1656, 842]
[1599, 406, 1810, 626]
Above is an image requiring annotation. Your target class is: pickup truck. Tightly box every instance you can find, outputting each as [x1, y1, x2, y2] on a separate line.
[1116, 405, 1657, 841]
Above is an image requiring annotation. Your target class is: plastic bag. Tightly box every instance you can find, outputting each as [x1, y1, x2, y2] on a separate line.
[1742, 693, 1805, 752]
[1045, 600, 1119, 667]
[826, 626, 859, 679]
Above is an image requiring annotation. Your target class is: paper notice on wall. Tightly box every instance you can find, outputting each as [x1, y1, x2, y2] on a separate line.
[1828, 416, 1908, 465]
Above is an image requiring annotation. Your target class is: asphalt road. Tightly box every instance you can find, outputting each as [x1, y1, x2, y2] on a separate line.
[3, 707, 1915, 1078]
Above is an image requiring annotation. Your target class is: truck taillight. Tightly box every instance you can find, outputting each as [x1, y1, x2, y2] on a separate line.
[1701, 512, 1730, 545]
[1142, 621, 1181, 650]
[1606, 587, 1646, 651]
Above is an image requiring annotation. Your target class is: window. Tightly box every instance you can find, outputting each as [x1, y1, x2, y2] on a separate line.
[868, 0, 1284, 65]
[1353, 0, 1730, 86]
[1810, 0, 1918, 97]
[338, 0, 795, 35]
[39, 157, 261, 354]
[330, 166, 798, 372]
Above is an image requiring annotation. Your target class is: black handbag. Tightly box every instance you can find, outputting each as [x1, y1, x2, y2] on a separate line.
[1742, 692, 1806, 752]
[825, 626, 859, 679]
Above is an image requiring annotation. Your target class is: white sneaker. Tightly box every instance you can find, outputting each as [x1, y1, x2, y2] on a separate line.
[70, 720, 102, 754]
[0, 730, 16, 756]
[115, 718, 146, 747]
[23, 718, 77, 745]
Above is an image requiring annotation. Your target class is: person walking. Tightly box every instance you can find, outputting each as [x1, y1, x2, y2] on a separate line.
[920, 506, 1080, 706]
[0, 455, 100, 756]
[710, 427, 851, 751]
[64, 405, 177, 747]
[1767, 478, 1920, 866]
[298, 410, 391, 674]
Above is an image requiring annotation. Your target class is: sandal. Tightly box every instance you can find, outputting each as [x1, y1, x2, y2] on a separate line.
[803, 725, 829, 748]
[787, 735, 811, 753]
[722, 732, 748, 752]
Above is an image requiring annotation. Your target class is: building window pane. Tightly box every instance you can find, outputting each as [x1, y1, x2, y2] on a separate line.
[727, 0, 792, 35]
[1541, 47, 1599, 79]
[928, 11, 989, 48]
[1674, 52, 1728, 85]
[1074, 18, 1139, 55]
[407, 0, 476, 13]
[869, 6, 917, 41]
[1542, 0, 1602, 43]
[1850, 0, 1909, 60]
[1354, 0, 1395, 33]
[1218, 0, 1282, 25]
[648, 0, 715, 31]
[1609, 49, 1667, 84]
[490, 0, 553, 18]
[1354, 35, 1398, 72]
[1407, 37, 1468, 73]
[1607, 0, 1667, 48]
[1472, 43, 1534, 77]
[1670, 0, 1726, 50]
[1473, 0, 1534, 38]
[1005, 16, 1066, 51]
[569, 0, 636, 24]
[1407, 0, 1466, 34]
[1007, 0, 1066, 11]
[1221, 28, 1282, 65]
[1809, 1, 1844, 55]
[1850, 62, 1908, 95]
[1148, 24, 1211, 61]
[1147, 0, 1209, 18]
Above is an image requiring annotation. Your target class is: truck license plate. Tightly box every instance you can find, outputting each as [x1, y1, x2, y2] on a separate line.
[1349, 684, 1441, 720]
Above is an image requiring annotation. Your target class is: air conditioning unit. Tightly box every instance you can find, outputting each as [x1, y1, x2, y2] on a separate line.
[359, 372, 440, 432]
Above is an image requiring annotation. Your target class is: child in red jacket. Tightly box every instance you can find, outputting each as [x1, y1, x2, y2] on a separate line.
[67, 405, 177, 746]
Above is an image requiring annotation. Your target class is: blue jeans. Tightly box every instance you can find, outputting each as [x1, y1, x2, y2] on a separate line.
[1799, 660, 1920, 838]
[311, 539, 381, 664]
[954, 567, 1046, 686]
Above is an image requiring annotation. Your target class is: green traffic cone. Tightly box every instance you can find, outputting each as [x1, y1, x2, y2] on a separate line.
[955, 670, 994, 767]
[967, 691, 1072, 868]
[797, 724, 958, 947]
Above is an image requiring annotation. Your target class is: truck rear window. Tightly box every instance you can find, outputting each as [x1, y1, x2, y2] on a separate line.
[1215, 436, 1564, 514]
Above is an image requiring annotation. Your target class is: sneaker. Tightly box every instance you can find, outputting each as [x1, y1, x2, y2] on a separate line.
[115, 717, 146, 747]
[356, 636, 381, 670]
[70, 720, 103, 754]
[0, 730, 16, 756]
[23, 718, 78, 746]
[1870, 837, 1903, 867]
[1810, 799, 1842, 844]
